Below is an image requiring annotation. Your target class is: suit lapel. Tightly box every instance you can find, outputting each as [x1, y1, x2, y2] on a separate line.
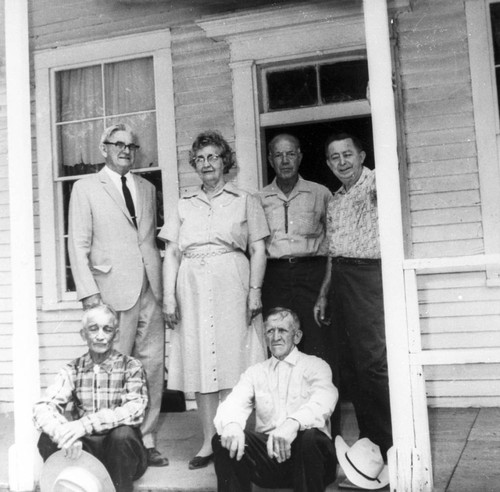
[98, 169, 136, 228]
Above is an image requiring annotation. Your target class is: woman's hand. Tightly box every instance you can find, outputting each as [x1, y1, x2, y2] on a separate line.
[313, 295, 330, 327]
[247, 287, 263, 325]
[163, 296, 180, 329]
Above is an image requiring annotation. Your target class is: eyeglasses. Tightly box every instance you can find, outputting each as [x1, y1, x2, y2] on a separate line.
[104, 141, 140, 152]
[272, 151, 299, 161]
[194, 154, 221, 165]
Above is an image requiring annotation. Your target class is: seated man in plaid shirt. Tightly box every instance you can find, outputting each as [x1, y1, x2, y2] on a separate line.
[33, 304, 149, 492]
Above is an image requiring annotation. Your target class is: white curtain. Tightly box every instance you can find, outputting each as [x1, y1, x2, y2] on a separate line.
[57, 57, 157, 175]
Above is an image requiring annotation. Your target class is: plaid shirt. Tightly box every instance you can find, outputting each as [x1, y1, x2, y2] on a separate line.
[33, 350, 148, 438]
[327, 167, 380, 259]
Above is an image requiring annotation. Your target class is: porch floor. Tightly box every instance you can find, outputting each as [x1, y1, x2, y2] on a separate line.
[0, 405, 498, 491]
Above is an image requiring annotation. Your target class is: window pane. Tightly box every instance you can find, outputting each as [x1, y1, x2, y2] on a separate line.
[56, 65, 103, 122]
[491, 4, 500, 65]
[105, 57, 156, 115]
[320, 60, 369, 103]
[267, 66, 317, 110]
[58, 121, 105, 177]
[107, 113, 158, 169]
[62, 181, 75, 292]
[64, 237, 76, 293]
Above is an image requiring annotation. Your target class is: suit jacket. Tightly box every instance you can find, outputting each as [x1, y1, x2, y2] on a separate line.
[68, 168, 162, 311]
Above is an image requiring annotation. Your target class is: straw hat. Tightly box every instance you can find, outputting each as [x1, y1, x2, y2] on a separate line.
[40, 450, 116, 492]
[335, 436, 389, 490]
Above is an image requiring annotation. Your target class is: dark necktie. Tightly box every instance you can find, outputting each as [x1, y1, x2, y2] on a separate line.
[121, 176, 137, 228]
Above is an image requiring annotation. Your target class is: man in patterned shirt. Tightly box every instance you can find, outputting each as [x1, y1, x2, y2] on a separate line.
[314, 132, 392, 461]
[33, 304, 148, 492]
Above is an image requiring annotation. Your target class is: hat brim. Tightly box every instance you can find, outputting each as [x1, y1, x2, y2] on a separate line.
[40, 450, 116, 492]
[335, 436, 389, 490]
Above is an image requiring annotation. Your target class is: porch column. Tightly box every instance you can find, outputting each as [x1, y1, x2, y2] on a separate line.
[5, 0, 41, 490]
[362, 1, 432, 490]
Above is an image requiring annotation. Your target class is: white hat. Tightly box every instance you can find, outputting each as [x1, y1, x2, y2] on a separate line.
[40, 450, 116, 492]
[335, 436, 389, 490]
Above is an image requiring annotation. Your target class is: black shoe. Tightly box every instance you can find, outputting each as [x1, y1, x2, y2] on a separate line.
[147, 447, 169, 467]
[188, 454, 213, 470]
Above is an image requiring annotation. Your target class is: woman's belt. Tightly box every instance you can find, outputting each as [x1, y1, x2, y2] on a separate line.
[183, 248, 235, 259]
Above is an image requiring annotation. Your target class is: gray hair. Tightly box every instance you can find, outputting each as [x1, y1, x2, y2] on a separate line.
[268, 134, 301, 155]
[81, 304, 119, 329]
[99, 123, 135, 147]
[264, 306, 301, 331]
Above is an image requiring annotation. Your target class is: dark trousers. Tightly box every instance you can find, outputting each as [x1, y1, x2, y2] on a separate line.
[212, 429, 336, 492]
[38, 426, 148, 492]
[328, 260, 393, 458]
[262, 257, 330, 363]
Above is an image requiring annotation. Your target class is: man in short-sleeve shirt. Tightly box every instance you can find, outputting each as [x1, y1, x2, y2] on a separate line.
[315, 132, 392, 459]
[258, 134, 332, 364]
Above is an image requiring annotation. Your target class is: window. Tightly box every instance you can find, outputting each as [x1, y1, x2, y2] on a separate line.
[263, 59, 369, 111]
[35, 31, 177, 308]
[465, 0, 500, 285]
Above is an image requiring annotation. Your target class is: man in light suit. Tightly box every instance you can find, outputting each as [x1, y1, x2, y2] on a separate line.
[68, 123, 168, 466]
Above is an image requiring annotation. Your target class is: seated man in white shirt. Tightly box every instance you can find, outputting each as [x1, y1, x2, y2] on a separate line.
[212, 307, 338, 492]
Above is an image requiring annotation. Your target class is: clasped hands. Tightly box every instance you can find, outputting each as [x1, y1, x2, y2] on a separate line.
[52, 420, 86, 460]
[220, 418, 300, 463]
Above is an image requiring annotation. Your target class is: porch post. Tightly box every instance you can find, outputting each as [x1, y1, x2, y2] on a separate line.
[362, 1, 432, 490]
[5, 0, 41, 490]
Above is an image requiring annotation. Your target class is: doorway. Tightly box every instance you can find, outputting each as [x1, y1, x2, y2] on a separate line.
[263, 116, 374, 191]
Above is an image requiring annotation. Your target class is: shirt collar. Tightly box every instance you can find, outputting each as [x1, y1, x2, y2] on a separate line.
[81, 349, 120, 374]
[185, 181, 242, 202]
[104, 165, 132, 183]
[270, 346, 300, 370]
[336, 166, 370, 195]
[263, 176, 311, 198]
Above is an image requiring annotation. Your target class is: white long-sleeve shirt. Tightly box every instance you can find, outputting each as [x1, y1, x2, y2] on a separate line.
[214, 348, 337, 437]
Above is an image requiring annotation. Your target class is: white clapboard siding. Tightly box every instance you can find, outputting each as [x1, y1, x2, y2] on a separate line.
[171, 25, 235, 194]
[398, 0, 500, 406]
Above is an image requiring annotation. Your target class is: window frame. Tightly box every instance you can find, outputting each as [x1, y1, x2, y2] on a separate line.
[35, 30, 177, 309]
[260, 55, 370, 114]
[465, 0, 500, 285]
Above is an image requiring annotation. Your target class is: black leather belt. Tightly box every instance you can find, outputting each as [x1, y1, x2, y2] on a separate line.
[268, 256, 327, 264]
[331, 256, 381, 266]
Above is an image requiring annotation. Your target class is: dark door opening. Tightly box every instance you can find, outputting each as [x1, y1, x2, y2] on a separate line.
[263, 116, 373, 192]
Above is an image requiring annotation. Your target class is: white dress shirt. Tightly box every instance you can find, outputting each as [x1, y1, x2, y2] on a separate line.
[214, 347, 337, 438]
[104, 166, 137, 209]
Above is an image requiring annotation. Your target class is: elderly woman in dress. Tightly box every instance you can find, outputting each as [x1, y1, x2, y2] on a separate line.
[159, 130, 268, 469]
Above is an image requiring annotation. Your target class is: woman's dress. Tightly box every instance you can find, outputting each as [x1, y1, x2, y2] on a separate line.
[158, 182, 269, 393]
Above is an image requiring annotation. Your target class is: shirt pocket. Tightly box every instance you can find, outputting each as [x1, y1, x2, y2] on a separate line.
[291, 211, 320, 237]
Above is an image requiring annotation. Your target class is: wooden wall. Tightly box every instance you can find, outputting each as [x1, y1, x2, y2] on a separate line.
[397, 0, 500, 406]
[0, 0, 494, 410]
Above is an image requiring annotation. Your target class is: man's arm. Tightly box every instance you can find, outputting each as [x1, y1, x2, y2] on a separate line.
[214, 367, 256, 459]
[79, 358, 148, 435]
[33, 366, 74, 438]
[288, 357, 338, 431]
[266, 417, 300, 463]
[314, 257, 332, 326]
[67, 181, 100, 302]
